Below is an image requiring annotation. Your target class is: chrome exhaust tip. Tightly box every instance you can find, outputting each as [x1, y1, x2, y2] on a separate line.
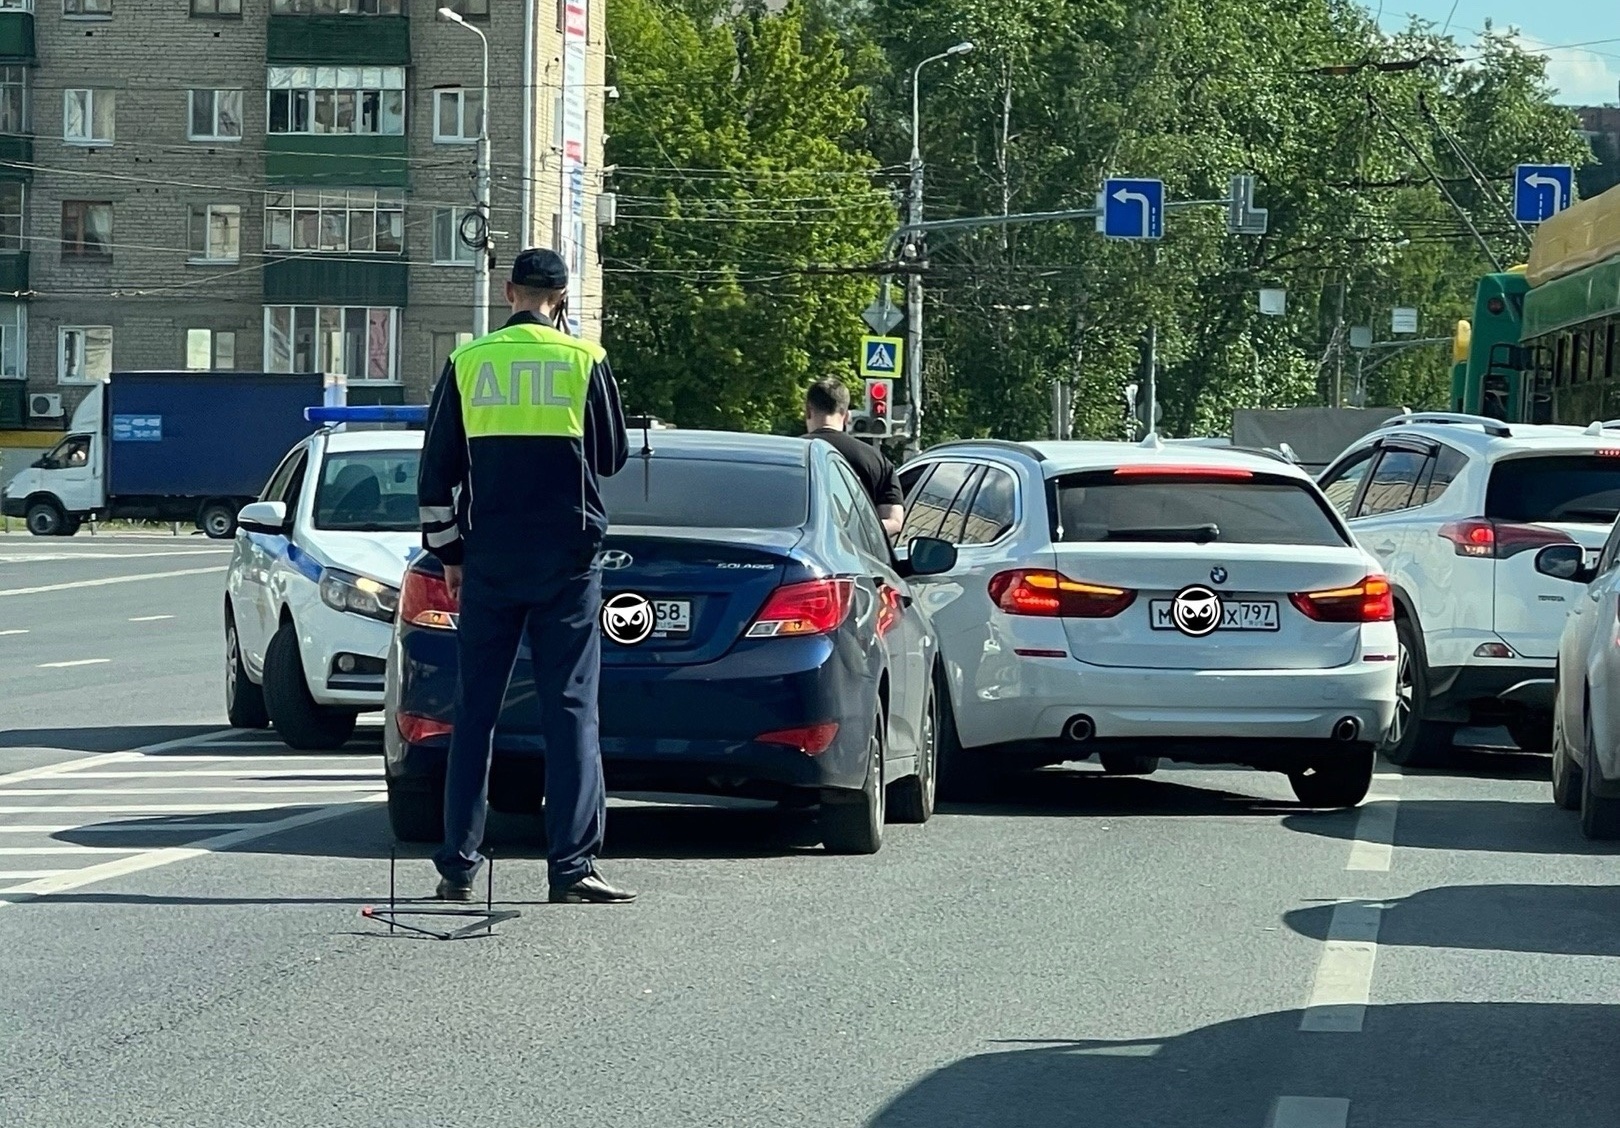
[1064, 715, 1095, 743]
[1332, 717, 1360, 742]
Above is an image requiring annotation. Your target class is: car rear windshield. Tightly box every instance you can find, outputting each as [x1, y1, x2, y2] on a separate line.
[312, 449, 420, 532]
[1050, 471, 1348, 547]
[1486, 455, 1620, 525]
[601, 457, 809, 528]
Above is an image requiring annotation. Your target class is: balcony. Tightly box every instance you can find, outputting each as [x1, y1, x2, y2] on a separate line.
[262, 256, 408, 307]
[264, 134, 409, 188]
[0, 4, 34, 62]
[266, 14, 408, 65]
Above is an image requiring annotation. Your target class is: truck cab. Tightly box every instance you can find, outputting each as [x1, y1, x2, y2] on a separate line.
[1, 389, 103, 535]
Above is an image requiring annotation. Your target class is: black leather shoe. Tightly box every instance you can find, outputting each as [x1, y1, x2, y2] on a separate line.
[549, 869, 636, 904]
[435, 876, 475, 902]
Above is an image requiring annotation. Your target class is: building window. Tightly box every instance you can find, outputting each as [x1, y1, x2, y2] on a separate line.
[190, 0, 241, 14]
[185, 328, 236, 370]
[266, 66, 405, 135]
[0, 1, 34, 11]
[431, 330, 472, 368]
[265, 189, 403, 254]
[63, 0, 111, 16]
[432, 208, 476, 264]
[265, 305, 399, 383]
[0, 67, 28, 135]
[188, 90, 242, 142]
[0, 183, 21, 252]
[433, 88, 481, 144]
[63, 89, 114, 145]
[189, 204, 240, 263]
[440, 0, 489, 17]
[0, 304, 25, 378]
[61, 201, 112, 260]
[271, 0, 402, 12]
[59, 326, 112, 385]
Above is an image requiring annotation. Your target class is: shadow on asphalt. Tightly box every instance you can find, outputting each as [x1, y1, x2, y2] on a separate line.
[938, 767, 1298, 819]
[866, 1003, 1620, 1127]
[0, 725, 223, 753]
[1284, 884, 1620, 959]
[1411, 746, 1550, 781]
[1281, 797, 1619, 855]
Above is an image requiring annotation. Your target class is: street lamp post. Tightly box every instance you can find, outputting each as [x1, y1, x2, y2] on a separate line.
[904, 40, 972, 457]
[439, 6, 492, 338]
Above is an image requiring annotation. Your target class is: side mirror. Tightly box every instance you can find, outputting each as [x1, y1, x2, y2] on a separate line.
[1535, 543, 1593, 584]
[237, 500, 288, 536]
[904, 536, 957, 578]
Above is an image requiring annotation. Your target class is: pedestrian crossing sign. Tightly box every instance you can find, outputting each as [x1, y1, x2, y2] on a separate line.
[860, 335, 903, 377]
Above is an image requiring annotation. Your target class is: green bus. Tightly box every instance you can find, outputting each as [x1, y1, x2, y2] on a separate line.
[1447, 267, 1551, 423]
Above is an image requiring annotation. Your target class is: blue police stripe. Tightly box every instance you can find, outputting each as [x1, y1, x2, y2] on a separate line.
[245, 531, 324, 582]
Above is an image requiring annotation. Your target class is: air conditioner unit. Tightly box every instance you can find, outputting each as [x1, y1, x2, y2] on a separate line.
[29, 393, 63, 419]
[597, 192, 617, 227]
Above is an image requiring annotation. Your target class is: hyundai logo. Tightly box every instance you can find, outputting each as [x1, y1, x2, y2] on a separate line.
[598, 550, 634, 570]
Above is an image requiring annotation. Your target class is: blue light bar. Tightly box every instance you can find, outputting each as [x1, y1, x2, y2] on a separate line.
[304, 405, 429, 425]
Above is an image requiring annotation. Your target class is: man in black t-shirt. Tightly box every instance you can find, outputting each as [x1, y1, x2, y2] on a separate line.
[803, 377, 906, 537]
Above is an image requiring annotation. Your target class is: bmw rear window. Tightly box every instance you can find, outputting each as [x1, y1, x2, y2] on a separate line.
[601, 457, 809, 528]
[1486, 455, 1620, 525]
[1050, 471, 1348, 546]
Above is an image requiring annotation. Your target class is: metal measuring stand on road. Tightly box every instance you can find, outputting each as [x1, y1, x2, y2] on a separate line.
[361, 845, 521, 941]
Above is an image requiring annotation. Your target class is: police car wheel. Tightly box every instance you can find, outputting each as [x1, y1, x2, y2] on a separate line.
[386, 778, 443, 843]
[820, 710, 885, 855]
[263, 622, 358, 751]
[225, 615, 269, 730]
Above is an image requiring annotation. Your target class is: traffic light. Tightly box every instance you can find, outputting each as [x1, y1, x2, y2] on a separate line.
[851, 378, 893, 437]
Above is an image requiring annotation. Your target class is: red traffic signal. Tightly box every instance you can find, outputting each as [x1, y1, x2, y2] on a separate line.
[865, 378, 892, 419]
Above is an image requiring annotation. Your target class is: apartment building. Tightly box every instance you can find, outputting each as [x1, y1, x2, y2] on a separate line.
[0, 0, 608, 429]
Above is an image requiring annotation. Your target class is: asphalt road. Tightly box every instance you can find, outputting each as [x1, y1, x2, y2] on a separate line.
[0, 534, 1616, 1128]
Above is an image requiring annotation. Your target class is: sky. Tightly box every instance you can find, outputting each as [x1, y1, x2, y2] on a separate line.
[1370, 0, 1620, 105]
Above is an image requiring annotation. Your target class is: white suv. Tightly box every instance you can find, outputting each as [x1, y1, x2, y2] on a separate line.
[1316, 412, 1620, 765]
[896, 437, 1396, 808]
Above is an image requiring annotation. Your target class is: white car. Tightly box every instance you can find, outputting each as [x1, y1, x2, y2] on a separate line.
[1316, 412, 1620, 765]
[225, 412, 424, 750]
[895, 436, 1397, 808]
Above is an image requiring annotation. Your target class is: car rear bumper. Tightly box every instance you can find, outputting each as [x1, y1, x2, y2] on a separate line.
[1427, 660, 1556, 720]
[954, 656, 1397, 748]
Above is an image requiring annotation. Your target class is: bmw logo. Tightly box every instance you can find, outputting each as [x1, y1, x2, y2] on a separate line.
[1210, 566, 1228, 585]
[1171, 585, 1223, 638]
[601, 592, 655, 646]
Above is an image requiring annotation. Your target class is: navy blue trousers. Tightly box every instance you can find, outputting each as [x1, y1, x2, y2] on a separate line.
[433, 550, 606, 888]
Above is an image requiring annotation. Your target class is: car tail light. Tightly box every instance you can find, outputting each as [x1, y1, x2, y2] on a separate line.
[1438, 518, 1575, 559]
[988, 569, 1136, 617]
[397, 711, 453, 743]
[1112, 464, 1253, 479]
[746, 578, 854, 638]
[399, 567, 459, 629]
[756, 722, 840, 755]
[1290, 574, 1395, 622]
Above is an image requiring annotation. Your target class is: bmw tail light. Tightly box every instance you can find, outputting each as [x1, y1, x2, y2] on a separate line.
[987, 569, 1136, 617]
[1438, 518, 1574, 559]
[399, 567, 459, 630]
[756, 722, 840, 755]
[1290, 574, 1394, 622]
[746, 578, 854, 638]
[397, 711, 453, 743]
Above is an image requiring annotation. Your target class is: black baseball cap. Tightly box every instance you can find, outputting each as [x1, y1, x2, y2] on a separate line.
[511, 247, 568, 289]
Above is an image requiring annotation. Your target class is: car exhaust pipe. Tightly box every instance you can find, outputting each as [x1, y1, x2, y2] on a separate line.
[1063, 715, 1095, 743]
[1332, 717, 1360, 742]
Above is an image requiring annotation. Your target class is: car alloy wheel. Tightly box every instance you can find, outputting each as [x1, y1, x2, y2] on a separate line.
[1383, 641, 1414, 753]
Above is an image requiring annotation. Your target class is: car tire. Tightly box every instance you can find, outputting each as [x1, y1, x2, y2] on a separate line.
[200, 502, 237, 540]
[25, 501, 64, 537]
[387, 778, 443, 843]
[820, 711, 885, 854]
[1289, 745, 1375, 808]
[1507, 714, 1553, 756]
[1579, 721, 1620, 840]
[888, 677, 938, 824]
[224, 613, 269, 730]
[1381, 616, 1452, 767]
[1551, 701, 1583, 811]
[1099, 751, 1160, 776]
[935, 671, 1000, 802]
[263, 621, 357, 751]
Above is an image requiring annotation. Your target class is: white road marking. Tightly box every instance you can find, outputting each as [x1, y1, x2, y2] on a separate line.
[0, 628, 27, 636]
[0, 803, 330, 813]
[1372, 771, 1403, 780]
[61, 768, 382, 779]
[0, 729, 240, 786]
[122, 751, 373, 762]
[0, 846, 139, 855]
[37, 658, 110, 669]
[0, 550, 227, 562]
[0, 823, 254, 834]
[0, 565, 225, 598]
[1268, 1096, 1350, 1128]
[128, 614, 174, 622]
[1300, 900, 1383, 1032]
[0, 796, 384, 906]
[1346, 793, 1399, 872]
[0, 869, 72, 879]
[1, 784, 383, 795]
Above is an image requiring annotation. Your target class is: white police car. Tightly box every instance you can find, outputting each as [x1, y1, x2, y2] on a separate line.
[224, 406, 427, 750]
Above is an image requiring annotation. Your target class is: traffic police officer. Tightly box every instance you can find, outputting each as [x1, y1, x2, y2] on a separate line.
[417, 247, 634, 905]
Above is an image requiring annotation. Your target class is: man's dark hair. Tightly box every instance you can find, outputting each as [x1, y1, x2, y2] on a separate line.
[805, 378, 850, 416]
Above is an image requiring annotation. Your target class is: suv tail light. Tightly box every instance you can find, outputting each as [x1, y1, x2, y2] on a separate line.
[988, 569, 1137, 617]
[1438, 518, 1575, 559]
[746, 578, 854, 638]
[399, 567, 459, 629]
[1290, 574, 1395, 622]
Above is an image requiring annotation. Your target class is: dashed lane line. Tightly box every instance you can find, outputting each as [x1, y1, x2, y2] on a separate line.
[0, 628, 27, 636]
[51, 768, 381, 779]
[1299, 900, 1383, 1033]
[128, 614, 174, 622]
[1346, 793, 1400, 872]
[37, 658, 110, 669]
[0, 803, 348, 814]
[2, 785, 384, 796]
[1268, 1096, 1349, 1128]
[0, 565, 225, 598]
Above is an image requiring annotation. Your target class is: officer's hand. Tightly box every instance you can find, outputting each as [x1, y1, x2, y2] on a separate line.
[443, 564, 464, 604]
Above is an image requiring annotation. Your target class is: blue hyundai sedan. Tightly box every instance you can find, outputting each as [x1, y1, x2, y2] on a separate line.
[382, 429, 957, 854]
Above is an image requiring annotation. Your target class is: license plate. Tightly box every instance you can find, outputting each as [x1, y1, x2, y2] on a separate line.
[653, 600, 691, 637]
[1149, 600, 1279, 632]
